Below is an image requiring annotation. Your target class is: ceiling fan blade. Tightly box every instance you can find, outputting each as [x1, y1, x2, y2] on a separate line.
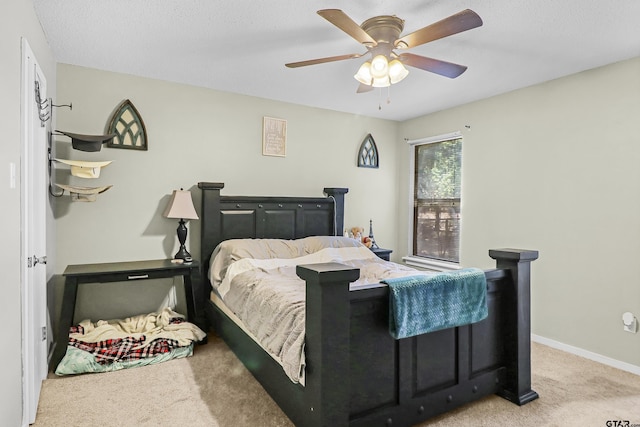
[395, 9, 482, 49]
[285, 53, 363, 68]
[398, 53, 467, 78]
[356, 83, 374, 93]
[317, 9, 377, 46]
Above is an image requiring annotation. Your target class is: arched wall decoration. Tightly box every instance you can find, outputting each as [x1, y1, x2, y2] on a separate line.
[107, 99, 148, 150]
[357, 133, 379, 168]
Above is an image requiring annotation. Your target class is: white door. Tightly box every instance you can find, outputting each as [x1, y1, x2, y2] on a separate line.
[21, 38, 49, 425]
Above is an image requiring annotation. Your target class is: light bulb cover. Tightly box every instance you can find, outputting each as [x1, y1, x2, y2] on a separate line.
[372, 76, 390, 88]
[354, 61, 373, 85]
[370, 55, 389, 79]
[388, 59, 409, 84]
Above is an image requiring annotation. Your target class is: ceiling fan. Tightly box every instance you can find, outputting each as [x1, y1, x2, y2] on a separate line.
[285, 9, 483, 92]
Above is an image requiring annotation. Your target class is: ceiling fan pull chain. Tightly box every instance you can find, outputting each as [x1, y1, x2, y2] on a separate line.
[387, 86, 391, 105]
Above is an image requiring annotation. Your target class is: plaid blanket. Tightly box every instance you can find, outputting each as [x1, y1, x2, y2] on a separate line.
[68, 318, 185, 365]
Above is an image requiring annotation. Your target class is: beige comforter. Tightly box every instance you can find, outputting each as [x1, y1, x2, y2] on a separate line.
[216, 242, 424, 384]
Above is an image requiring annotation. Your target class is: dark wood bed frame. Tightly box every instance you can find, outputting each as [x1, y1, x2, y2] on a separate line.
[197, 182, 539, 427]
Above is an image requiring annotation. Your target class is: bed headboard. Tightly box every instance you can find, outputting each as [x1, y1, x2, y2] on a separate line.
[197, 182, 348, 282]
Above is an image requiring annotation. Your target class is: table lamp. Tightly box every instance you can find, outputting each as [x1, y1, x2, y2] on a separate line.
[163, 188, 199, 261]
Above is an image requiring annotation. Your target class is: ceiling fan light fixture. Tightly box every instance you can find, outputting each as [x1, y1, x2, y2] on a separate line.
[372, 76, 390, 88]
[287, 9, 483, 94]
[370, 55, 389, 79]
[354, 61, 373, 85]
[388, 59, 409, 84]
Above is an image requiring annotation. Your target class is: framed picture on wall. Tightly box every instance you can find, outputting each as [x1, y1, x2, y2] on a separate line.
[262, 116, 287, 157]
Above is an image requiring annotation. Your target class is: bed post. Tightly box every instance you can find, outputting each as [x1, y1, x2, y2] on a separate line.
[489, 248, 539, 405]
[297, 262, 360, 427]
[197, 181, 224, 327]
[323, 188, 348, 236]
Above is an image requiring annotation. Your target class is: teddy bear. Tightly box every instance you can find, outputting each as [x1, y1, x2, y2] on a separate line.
[349, 227, 373, 247]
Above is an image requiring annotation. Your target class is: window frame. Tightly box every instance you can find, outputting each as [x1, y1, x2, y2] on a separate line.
[403, 131, 462, 272]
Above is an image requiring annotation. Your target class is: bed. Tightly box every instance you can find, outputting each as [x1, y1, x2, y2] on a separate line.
[196, 182, 539, 427]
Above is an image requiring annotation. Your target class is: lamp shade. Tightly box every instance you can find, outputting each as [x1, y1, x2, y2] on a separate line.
[370, 55, 389, 79]
[163, 189, 199, 220]
[354, 61, 373, 85]
[372, 76, 390, 88]
[388, 59, 409, 84]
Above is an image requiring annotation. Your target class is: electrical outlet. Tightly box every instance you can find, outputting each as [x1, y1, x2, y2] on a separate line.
[622, 312, 637, 333]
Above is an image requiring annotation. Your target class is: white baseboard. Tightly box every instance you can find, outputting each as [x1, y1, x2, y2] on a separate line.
[532, 334, 640, 376]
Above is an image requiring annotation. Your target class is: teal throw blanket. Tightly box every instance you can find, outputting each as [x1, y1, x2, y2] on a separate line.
[383, 268, 488, 339]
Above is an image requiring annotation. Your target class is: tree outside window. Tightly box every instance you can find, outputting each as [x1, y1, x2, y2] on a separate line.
[413, 138, 462, 263]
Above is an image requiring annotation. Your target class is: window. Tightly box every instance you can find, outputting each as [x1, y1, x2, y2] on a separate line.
[405, 132, 462, 270]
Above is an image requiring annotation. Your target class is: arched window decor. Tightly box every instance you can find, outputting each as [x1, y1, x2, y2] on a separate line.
[357, 133, 379, 168]
[107, 99, 148, 150]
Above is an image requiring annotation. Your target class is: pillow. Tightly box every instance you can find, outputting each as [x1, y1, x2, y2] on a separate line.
[208, 236, 366, 290]
[209, 238, 304, 290]
[301, 236, 364, 254]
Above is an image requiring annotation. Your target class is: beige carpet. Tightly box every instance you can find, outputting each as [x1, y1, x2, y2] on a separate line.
[35, 335, 640, 426]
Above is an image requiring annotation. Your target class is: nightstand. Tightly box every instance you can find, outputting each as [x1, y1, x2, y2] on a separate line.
[51, 259, 202, 371]
[370, 247, 392, 261]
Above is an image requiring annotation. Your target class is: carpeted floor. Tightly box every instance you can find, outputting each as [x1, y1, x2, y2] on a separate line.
[34, 335, 640, 426]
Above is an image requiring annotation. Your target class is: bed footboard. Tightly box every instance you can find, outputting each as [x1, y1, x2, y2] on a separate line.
[296, 248, 538, 427]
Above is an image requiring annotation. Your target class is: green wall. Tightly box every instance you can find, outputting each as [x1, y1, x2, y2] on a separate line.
[398, 56, 640, 367]
[54, 64, 400, 321]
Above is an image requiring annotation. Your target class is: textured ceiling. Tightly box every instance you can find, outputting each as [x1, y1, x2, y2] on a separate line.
[33, 0, 640, 121]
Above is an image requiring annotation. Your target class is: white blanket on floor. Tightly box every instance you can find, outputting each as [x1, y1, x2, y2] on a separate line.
[69, 307, 206, 348]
